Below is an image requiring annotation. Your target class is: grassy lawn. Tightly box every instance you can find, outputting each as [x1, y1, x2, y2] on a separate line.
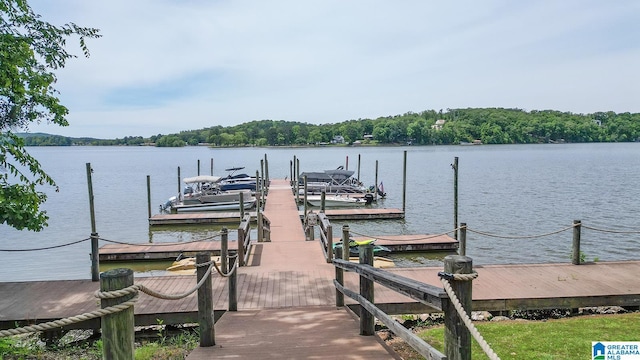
[414, 312, 640, 360]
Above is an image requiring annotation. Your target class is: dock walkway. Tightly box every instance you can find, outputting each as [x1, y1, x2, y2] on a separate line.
[1, 179, 639, 358]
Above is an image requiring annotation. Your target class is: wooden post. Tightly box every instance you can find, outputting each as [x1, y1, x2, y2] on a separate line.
[177, 166, 181, 202]
[453, 157, 459, 240]
[146, 175, 152, 219]
[256, 170, 261, 210]
[237, 218, 245, 267]
[260, 159, 265, 193]
[264, 153, 269, 187]
[321, 191, 326, 213]
[459, 223, 467, 256]
[100, 268, 134, 359]
[293, 155, 297, 187]
[289, 160, 293, 187]
[443, 255, 473, 360]
[197, 159, 200, 176]
[296, 158, 301, 204]
[335, 245, 344, 307]
[359, 244, 375, 335]
[303, 175, 308, 218]
[221, 228, 228, 274]
[402, 151, 407, 214]
[210, 158, 214, 176]
[572, 220, 581, 265]
[228, 250, 238, 311]
[86, 163, 99, 282]
[374, 160, 379, 202]
[357, 154, 361, 182]
[345, 155, 349, 170]
[335, 225, 351, 304]
[196, 253, 215, 346]
[326, 222, 333, 262]
[239, 192, 245, 219]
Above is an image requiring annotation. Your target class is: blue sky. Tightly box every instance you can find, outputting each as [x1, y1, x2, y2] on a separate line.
[28, 0, 640, 138]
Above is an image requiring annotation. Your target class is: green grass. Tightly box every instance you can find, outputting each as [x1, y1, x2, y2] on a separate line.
[416, 312, 640, 360]
[0, 327, 198, 360]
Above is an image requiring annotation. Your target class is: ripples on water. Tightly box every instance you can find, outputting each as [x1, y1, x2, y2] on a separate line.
[1, 143, 639, 281]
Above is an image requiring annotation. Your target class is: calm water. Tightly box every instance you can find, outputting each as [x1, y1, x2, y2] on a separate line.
[1, 143, 639, 281]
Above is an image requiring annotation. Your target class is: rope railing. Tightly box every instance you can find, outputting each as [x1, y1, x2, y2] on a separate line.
[0, 232, 223, 252]
[581, 225, 640, 234]
[438, 272, 501, 360]
[0, 253, 239, 338]
[465, 225, 575, 240]
[0, 237, 91, 252]
[99, 232, 223, 246]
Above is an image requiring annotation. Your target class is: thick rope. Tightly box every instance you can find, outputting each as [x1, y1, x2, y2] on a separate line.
[0, 238, 90, 252]
[439, 272, 500, 360]
[99, 232, 222, 246]
[195, 256, 239, 278]
[0, 294, 139, 338]
[95, 261, 217, 301]
[466, 225, 574, 240]
[582, 225, 640, 234]
[0, 252, 238, 338]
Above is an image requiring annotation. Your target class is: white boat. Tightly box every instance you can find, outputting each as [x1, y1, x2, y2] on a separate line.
[305, 193, 373, 207]
[170, 198, 256, 213]
[162, 175, 256, 212]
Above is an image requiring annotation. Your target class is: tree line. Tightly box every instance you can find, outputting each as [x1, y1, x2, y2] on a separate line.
[21, 108, 640, 147]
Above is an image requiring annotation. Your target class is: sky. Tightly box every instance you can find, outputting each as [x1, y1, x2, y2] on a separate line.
[26, 0, 640, 139]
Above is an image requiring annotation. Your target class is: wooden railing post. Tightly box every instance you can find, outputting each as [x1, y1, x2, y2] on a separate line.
[196, 253, 215, 347]
[359, 244, 375, 336]
[459, 223, 467, 256]
[326, 222, 333, 262]
[228, 250, 238, 311]
[258, 212, 264, 242]
[572, 220, 581, 265]
[335, 246, 344, 307]
[443, 255, 472, 360]
[221, 226, 228, 278]
[237, 220, 245, 267]
[100, 268, 134, 359]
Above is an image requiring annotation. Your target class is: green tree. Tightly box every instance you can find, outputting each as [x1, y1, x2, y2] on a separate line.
[1, 0, 100, 231]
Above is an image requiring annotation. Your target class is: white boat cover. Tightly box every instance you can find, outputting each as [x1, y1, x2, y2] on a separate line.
[183, 175, 221, 184]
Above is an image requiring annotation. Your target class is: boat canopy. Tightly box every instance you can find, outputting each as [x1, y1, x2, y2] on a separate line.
[183, 175, 221, 184]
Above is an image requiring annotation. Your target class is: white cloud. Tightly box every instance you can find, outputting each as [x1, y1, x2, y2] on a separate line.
[24, 0, 640, 138]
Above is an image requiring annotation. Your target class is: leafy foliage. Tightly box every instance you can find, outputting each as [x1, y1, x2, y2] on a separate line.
[1, 0, 100, 230]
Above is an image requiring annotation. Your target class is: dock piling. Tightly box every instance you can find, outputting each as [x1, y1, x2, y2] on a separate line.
[196, 252, 215, 347]
[359, 244, 375, 335]
[443, 255, 472, 360]
[572, 220, 581, 265]
[100, 268, 135, 359]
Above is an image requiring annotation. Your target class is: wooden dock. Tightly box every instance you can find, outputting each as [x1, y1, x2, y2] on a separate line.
[348, 234, 459, 252]
[149, 211, 256, 225]
[2, 178, 640, 358]
[99, 241, 223, 261]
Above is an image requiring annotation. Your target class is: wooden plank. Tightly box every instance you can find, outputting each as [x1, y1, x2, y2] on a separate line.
[186, 307, 395, 360]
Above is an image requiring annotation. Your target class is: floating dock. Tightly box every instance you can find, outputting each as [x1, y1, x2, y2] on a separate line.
[148, 212, 256, 226]
[99, 241, 223, 261]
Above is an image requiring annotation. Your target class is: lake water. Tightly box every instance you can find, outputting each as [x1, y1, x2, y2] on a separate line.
[1, 143, 639, 282]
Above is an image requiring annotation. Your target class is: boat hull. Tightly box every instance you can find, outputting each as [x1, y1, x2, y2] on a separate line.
[172, 199, 256, 213]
